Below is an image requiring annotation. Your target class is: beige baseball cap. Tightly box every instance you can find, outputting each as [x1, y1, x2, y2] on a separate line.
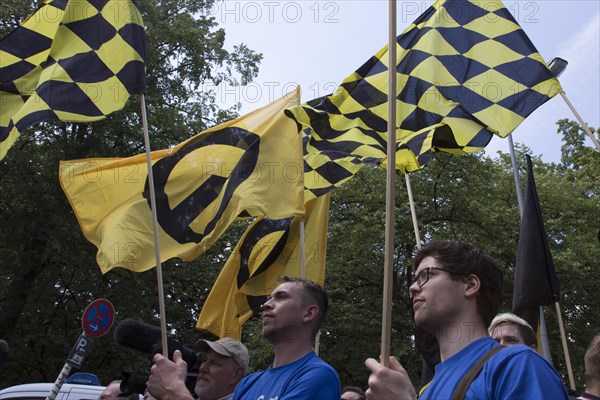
[196, 338, 249, 374]
[488, 312, 534, 335]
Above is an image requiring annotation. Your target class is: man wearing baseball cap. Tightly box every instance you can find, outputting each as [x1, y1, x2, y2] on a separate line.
[195, 338, 249, 400]
[146, 337, 249, 400]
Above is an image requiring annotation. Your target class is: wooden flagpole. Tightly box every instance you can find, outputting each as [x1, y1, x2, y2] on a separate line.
[140, 94, 169, 356]
[300, 221, 306, 279]
[295, 88, 315, 353]
[303, 218, 320, 354]
[296, 86, 306, 283]
[555, 301, 576, 390]
[405, 174, 421, 248]
[380, 0, 397, 368]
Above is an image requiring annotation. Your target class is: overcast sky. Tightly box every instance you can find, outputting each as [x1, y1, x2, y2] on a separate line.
[206, 0, 599, 164]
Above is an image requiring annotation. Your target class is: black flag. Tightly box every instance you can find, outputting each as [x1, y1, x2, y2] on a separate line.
[512, 154, 560, 329]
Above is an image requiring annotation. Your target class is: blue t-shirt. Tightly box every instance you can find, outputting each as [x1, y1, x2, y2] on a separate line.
[421, 337, 569, 400]
[233, 351, 340, 400]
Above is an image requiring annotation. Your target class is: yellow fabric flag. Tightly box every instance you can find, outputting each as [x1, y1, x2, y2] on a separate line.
[197, 193, 330, 339]
[59, 89, 304, 273]
[0, 0, 146, 160]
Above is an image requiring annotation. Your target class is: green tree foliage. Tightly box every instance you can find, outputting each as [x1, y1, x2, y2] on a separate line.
[0, 0, 261, 386]
[1, 2, 598, 395]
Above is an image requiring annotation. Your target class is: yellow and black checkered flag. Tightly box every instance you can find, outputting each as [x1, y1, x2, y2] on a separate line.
[0, 0, 147, 160]
[286, 0, 562, 200]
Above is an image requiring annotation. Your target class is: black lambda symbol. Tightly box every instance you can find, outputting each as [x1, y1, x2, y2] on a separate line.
[143, 126, 260, 244]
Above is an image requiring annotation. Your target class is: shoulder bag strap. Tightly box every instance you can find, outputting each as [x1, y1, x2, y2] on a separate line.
[450, 345, 506, 400]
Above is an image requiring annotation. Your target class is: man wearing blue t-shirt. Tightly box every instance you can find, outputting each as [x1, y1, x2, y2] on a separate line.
[233, 276, 341, 400]
[365, 240, 569, 399]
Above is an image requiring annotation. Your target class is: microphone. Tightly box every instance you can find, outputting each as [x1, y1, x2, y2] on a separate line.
[0, 339, 10, 369]
[113, 319, 198, 369]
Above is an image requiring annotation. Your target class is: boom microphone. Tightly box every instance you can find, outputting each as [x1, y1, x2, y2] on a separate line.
[113, 319, 198, 368]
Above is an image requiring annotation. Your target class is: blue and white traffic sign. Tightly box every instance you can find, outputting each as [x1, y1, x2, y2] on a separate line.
[82, 299, 115, 338]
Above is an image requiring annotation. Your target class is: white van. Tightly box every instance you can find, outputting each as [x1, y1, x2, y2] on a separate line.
[0, 382, 105, 400]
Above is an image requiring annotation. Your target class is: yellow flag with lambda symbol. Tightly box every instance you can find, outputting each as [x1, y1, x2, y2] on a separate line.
[197, 193, 330, 339]
[59, 89, 304, 273]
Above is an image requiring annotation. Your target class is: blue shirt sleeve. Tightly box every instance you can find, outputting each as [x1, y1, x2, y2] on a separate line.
[484, 346, 569, 399]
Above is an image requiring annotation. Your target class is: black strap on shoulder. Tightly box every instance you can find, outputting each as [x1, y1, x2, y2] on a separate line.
[450, 345, 506, 400]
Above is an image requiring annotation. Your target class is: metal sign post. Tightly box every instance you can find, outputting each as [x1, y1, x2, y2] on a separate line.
[45, 299, 115, 400]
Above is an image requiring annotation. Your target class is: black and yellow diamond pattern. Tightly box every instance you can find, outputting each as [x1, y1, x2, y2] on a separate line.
[287, 0, 562, 201]
[0, 0, 146, 160]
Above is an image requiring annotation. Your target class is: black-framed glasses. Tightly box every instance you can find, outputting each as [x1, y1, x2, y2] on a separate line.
[412, 267, 469, 288]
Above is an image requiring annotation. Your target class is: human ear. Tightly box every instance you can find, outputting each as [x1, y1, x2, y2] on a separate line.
[464, 274, 480, 298]
[231, 366, 245, 383]
[303, 304, 319, 322]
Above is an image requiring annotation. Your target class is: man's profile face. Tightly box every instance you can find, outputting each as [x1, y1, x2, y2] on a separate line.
[410, 256, 465, 331]
[491, 322, 526, 346]
[195, 349, 242, 400]
[262, 282, 307, 341]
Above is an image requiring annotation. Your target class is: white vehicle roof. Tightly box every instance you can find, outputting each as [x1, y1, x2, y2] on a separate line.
[0, 383, 105, 400]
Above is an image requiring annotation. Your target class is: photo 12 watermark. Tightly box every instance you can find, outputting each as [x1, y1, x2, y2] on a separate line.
[202, 81, 339, 108]
[204, 1, 341, 24]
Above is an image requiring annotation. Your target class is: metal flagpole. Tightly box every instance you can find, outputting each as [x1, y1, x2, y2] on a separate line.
[508, 137, 524, 214]
[380, 0, 397, 368]
[140, 94, 169, 355]
[538, 302, 552, 363]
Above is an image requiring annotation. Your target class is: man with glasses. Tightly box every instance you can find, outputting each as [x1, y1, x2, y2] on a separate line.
[365, 240, 568, 399]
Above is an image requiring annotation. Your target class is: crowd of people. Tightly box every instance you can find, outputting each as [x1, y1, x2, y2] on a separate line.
[102, 240, 597, 400]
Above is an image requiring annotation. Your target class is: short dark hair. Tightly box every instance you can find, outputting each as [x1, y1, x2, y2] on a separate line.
[342, 385, 366, 400]
[278, 276, 328, 337]
[585, 334, 600, 386]
[414, 241, 503, 326]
